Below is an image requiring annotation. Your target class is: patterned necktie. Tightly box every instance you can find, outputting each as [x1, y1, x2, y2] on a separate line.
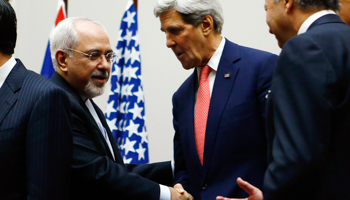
[195, 65, 211, 165]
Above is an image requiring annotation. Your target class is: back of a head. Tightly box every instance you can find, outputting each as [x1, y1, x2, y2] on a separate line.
[154, 0, 224, 34]
[275, 0, 340, 11]
[0, 0, 17, 55]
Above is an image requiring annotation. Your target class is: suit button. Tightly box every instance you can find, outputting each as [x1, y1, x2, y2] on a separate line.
[201, 184, 208, 190]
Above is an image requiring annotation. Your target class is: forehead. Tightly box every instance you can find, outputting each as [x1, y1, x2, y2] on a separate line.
[75, 21, 111, 51]
[160, 9, 186, 31]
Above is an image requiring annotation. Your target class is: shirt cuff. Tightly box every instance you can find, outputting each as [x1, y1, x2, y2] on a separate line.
[159, 184, 171, 200]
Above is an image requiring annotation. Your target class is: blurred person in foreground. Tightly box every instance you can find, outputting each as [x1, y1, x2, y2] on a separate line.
[0, 0, 72, 199]
[154, 0, 278, 199]
[217, 0, 350, 199]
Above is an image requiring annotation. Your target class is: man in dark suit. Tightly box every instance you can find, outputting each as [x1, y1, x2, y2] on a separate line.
[264, 0, 350, 199]
[0, 0, 72, 199]
[49, 17, 192, 200]
[218, 0, 350, 200]
[154, 0, 277, 199]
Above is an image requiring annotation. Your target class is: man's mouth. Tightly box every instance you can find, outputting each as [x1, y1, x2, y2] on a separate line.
[91, 71, 109, 83]
[176, 52, 183, 59]
[92, 75, 107, 80]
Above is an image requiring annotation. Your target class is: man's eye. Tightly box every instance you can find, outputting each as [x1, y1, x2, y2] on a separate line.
[89, 53, 100, 60]
[169, 27, 183, 35]
[105, 53, 113, 60]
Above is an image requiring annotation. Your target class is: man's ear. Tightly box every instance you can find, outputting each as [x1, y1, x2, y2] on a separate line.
[284, 0, 294, 13]
[201, 15, 214, 36]
[55, 49, 69, 72]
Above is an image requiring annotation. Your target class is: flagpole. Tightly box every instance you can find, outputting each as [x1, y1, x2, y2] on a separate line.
[133, 0, 137, 11]
[63, 0, 68, 14]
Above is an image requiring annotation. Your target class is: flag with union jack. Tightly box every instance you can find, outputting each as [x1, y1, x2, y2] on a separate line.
[105, 0, 149, 164]
[41, 0, 66, 79]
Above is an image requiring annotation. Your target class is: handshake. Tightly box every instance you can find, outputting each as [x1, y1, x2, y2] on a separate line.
[170, 178, 263, 200]
[169, 183, 194, 200]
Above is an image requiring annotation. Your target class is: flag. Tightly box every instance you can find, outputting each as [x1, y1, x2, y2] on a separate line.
[105, 0, 149, 164]
[41, 0, 66, 79]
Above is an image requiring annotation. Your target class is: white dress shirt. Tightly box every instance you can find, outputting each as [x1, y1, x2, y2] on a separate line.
[0, 56, 16, 89]
[196, 36, 226, 98]
[298, 10, 336, 35]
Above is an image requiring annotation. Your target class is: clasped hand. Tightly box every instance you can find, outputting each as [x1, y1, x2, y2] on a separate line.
[171, 178, 262, 200]
[170, 183, 194, 200]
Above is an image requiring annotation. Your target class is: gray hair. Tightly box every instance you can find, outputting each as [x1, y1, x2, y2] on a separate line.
[50, 17, 106, 70]
[154, 0, 224, 34]
[273, 0, 339, 11]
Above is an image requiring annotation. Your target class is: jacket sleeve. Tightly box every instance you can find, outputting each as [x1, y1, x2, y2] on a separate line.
[126, 161, 173, 186]
[172, 92, 191, 191]
[70, 102, 161, 200]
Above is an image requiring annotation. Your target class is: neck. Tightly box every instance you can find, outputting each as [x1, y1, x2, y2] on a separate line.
[292, 8, 324, 33]
[0, 52, 12, 67]
[203, 34, 222, 64]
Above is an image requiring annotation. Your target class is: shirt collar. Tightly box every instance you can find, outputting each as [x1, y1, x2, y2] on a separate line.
[0, 56, 16, 89]
[298, 10, 336, 35]
[80, 94, 88, 103]
[207, 36, 225, 71]
[196, 36, 225, 75]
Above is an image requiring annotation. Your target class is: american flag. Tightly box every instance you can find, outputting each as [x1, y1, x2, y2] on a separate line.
[105, 0, 149, 164]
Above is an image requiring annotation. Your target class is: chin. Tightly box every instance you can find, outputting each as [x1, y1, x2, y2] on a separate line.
[180, 62, 195, 70]
[276, 38, 285, 49]
[84, 82, 105, 98]
[182, 65, 195, 70]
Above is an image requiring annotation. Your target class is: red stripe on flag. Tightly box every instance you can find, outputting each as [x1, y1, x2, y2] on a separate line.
[55, 5, 66, 26]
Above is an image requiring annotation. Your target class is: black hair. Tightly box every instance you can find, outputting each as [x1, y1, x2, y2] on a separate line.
[0, 0, 17, 55]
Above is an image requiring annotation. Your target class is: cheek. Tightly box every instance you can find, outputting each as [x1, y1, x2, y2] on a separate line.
[175, 36, 187, 49]
[71, 62, 93, 81]
[266, 13, 273, 27]
[339, 7, 350, 26]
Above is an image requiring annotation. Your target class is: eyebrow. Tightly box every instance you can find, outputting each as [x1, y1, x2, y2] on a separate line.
[105, 49, 114, 54]
[161, 25, 184, 33]
[86, 49, 113, 54]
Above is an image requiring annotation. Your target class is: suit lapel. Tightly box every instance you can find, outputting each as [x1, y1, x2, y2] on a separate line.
[50, 72, 120, 162]
[0, 61, 25, 126]
[202, 40, 240, 180]
[91, 99, 124, 163]
[0, 84, 18, 126]
[51, 73, 102, 140]
[186, 70, 202, 166]
[80, 98, 120, 162]
[265, 89, 275, 164]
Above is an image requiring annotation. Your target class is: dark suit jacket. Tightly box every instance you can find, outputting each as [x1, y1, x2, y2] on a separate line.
[173, 39, 277, 199]
[0, 59, 72, 199]
[263, 14, 350, 200]
[50, 72, 173, 200]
